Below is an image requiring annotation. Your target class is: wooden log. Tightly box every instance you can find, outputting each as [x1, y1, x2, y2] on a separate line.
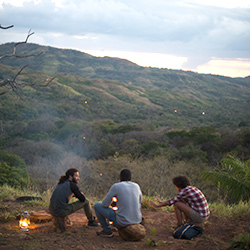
[30, 210, 52, 222]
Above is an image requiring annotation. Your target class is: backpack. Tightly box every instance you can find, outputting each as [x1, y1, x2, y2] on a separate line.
[173, 223, 203, 240]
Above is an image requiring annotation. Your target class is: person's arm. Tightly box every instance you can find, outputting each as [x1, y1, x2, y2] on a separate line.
[150, 196, 169, 208]
[102, 184, 116, 207]
[70, 182, 86, 202]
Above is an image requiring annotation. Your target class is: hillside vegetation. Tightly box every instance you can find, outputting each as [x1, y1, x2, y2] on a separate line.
[0, 43, 250, 203]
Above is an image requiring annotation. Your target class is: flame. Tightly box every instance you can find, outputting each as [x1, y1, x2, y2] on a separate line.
[19, 218, 30, 228]
[112, 197, 117, 202]
[100, 173, 102, 176]
[112, 206, 118, 211]
[85, 101, 87, 104]
[109, 221, 113, 225]
[174, 110, 177, 113]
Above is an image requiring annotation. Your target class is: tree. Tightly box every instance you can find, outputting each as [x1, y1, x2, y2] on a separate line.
[0, 150, 28, 186]
[201, 155, 250, 203]
[0, 24, 54, 96]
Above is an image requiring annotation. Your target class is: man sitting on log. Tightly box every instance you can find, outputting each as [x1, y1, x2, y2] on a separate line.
[49, 168, 98, 232]
[94, 169, 144, 239]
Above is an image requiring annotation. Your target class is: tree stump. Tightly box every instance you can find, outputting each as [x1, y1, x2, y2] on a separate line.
[118, 224, 146, 241]
[52, 216, 66, 233]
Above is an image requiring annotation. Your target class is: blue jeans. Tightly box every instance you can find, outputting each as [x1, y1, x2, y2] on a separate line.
[94, 202, 117, 232]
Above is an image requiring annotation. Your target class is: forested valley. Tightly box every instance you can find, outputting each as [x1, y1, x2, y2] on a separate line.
[0, 43, 250, 203]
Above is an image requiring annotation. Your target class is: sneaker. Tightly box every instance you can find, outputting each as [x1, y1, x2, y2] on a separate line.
[87, 220, 99, 228]
[96, 230, 114, 238]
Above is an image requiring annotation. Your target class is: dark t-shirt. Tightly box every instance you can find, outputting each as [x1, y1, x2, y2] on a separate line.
[49, 180, 85, 216]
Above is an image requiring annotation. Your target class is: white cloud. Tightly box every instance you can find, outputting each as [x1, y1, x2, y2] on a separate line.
[0, 0, 249, 77]
[85, 50, 188, 69]
[196, 58, 250, 77]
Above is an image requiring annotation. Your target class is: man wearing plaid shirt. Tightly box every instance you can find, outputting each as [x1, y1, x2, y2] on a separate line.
[150, 175, 210, 226]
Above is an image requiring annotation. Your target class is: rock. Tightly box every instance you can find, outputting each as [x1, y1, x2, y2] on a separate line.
[118, 224, 146, 241]
[16, 196, 43, 202]
[18, 233, 32, 240]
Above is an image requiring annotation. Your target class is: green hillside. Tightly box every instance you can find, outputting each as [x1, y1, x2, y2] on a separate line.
[1, 43, 250, 198]
[0, 43, 250, 129]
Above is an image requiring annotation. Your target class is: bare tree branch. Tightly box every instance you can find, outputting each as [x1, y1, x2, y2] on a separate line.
[0, 24, 14, 29]
[0, 29, 43, 60]
[0, 26, 54, 97]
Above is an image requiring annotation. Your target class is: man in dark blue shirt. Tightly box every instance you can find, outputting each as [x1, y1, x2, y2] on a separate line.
[49, 168, 98, 232]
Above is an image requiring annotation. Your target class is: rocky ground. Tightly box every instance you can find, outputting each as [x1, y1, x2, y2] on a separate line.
[0, 200, 249, 250]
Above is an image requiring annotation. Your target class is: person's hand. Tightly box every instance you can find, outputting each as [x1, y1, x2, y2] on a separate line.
[156, 197, 163, 203]
[149, 200, 158, 208]
[149, 197, 165, 208]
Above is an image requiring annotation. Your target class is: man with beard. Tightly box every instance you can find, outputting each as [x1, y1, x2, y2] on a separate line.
[49, 168, 98, 232]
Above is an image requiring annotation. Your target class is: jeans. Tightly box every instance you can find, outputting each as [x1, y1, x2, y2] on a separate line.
[94, 202, 117, 232]
[50, 199, 94, 221]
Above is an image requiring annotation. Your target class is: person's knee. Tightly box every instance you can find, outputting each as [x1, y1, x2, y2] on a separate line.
[84, 199, 90, 206]
[94, 202, 102, 211]
[174, 201, 182, 209]
[174, 202, 191, 216]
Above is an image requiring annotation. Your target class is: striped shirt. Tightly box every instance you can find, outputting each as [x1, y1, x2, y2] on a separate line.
[166, 186, 210, 218]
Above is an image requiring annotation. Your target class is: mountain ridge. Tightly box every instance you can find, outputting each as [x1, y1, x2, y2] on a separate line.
[0, 42, 250, 128]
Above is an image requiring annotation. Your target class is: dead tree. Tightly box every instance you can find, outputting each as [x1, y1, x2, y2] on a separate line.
[0, 25, 54, 96]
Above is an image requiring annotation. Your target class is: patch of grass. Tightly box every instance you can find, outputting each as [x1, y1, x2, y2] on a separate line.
[0, 184, 42, 201]
[228, 233, 250, 250]
[210, 201, 250, 219]
[0, 184, 53, 211]
[0, 206, 20, 222]
[145, 227, 159, 246]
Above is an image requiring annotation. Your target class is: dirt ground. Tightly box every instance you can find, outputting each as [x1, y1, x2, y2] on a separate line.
[0, 201, 249, 250]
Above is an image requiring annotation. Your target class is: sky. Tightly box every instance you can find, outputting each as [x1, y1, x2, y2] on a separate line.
[0, 0, 250, 77]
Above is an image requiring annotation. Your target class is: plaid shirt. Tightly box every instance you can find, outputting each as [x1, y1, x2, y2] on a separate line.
[167, 186, 210, 217]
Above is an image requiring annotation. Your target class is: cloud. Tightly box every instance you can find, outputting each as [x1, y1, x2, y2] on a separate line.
[0, 0, 250, 76]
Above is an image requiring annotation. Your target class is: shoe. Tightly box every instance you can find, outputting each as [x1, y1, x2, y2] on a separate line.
[96, 230, 114, 238]
[87, 219, 99, 228]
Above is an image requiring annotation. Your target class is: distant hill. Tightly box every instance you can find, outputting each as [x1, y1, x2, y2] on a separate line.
[0, 42, 250, 128]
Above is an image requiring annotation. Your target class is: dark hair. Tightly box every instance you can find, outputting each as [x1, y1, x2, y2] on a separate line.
[172, 175, 190, 189]
[58, 168, 78, 184]
[120, 169, 131, 181]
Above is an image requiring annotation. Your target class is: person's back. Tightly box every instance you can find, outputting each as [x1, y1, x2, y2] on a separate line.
[49, 180, 72, 216]
[102, 181, 142, 227]
[94, 169, 143, 237]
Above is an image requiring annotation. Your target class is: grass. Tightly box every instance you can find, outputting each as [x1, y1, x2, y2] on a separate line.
[210, 201, 250, 219]
[0, 184, 53, 222]
[1, 184, 250, 221]
[228, 233, 250, 250]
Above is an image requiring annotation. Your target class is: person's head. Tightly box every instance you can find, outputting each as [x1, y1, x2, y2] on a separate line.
[120, 169, 131, 182]
[172, 175, 190, 190]
[58, 168, 80, 184]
